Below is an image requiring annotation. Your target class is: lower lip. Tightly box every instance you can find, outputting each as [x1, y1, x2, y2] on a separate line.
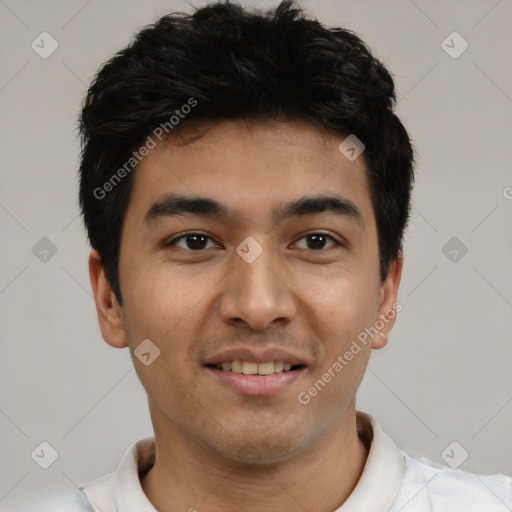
[205, 367, 306, 396]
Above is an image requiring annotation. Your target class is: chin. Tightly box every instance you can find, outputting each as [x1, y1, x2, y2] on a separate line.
[211, 427, 314, 467]
[227, 442, 298, 466]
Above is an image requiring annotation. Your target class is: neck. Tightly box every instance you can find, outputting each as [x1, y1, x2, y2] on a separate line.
[141, 407, 369, 512]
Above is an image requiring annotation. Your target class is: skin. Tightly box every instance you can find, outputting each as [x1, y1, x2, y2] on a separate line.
[89, 118, 402, 512]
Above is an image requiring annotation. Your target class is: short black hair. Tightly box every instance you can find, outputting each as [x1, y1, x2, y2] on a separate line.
[79, 0, 414, 304]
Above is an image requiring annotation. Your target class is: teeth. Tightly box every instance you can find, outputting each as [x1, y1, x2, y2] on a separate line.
[231, 360, 243, 373]
[242, 361, 258, 375]
[257, 362, 275, 375]
[273, 361, 284, 373]
[213, 360, 297, 375]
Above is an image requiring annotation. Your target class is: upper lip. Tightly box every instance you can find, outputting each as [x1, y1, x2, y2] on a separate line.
[203, 347, 311, 366]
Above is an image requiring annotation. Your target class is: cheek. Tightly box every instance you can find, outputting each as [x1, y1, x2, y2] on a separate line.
[120, 258, 220, 340]
[299, 286, 375, 414]
[303, 269, 378, 336]
[119, 265, 211, 403]
[302, 271, 379, 394]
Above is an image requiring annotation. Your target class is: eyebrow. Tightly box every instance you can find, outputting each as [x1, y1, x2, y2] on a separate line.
[144, 192, 363, 228]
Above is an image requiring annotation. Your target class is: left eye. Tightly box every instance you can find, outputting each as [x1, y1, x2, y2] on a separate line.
[293, 233, 339, 251]
[167, 233, 219, 251]
[166, 232, 339, 251]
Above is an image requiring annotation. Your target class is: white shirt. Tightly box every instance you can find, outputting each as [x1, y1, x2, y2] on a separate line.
[26, 412, 512, 511]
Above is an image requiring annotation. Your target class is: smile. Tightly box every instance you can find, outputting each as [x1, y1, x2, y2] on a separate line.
[209, 360, 303, 375]
[205, 363, 306, 396]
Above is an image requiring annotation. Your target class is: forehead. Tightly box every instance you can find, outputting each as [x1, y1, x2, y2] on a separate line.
[124, 119, 373, 229]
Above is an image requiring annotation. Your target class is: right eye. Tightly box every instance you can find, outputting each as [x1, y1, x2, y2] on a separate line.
[164, 233, 221, 251]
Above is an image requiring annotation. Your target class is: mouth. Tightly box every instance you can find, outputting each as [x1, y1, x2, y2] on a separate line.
[204, 352, 308, 396]
[206, 360, 306, 375]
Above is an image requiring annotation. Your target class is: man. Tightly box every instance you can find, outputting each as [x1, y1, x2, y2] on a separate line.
[42, 0, 512, 510]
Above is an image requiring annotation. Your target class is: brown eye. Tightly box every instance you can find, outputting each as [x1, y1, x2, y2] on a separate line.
[166, 233, 217, 251]
[294, 233, 339, 251]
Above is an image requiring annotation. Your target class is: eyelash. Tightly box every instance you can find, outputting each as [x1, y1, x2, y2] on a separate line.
[164, 231, 342, 252]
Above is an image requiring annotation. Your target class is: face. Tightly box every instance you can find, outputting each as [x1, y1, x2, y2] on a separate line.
[90, 118, 401, 464]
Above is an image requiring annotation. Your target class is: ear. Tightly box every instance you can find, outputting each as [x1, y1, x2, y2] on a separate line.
[88, 249, 128, 348]
[371, 253, 403, 349]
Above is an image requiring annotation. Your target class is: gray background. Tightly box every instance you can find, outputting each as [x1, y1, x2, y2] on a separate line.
[1, 0, 511, 508]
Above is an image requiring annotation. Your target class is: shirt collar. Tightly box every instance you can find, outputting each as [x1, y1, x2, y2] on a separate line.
[112, 437, 157, 511]
[335, 411, 404, 511]
[81, 411, 404, 512]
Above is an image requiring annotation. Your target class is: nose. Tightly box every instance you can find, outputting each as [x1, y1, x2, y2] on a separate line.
[219, 244, 298, 331]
